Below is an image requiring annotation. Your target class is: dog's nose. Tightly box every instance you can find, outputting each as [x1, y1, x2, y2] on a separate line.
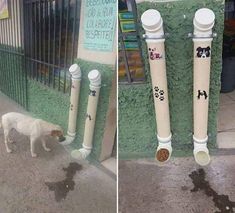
[58, 135, 66, 142]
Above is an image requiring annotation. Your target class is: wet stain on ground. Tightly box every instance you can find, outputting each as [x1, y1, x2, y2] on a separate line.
[189, 169, 235, 213]
[45, 162, 82, 202]
[181, 185, 189, 191]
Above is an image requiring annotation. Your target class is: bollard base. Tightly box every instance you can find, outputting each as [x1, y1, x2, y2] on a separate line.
[155, 135, 172, 165]
[193, 136, 210, 166]
[155, 142, 172, 164]
[71, 148, 91, 160]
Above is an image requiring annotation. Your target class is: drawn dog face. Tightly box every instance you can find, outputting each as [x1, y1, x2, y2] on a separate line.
[51, 128, 65, 142]
[196, 46, 210, 58]
[148, 48, 162, 60]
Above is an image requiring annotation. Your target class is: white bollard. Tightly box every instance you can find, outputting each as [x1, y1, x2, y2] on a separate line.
[71, 70, 101, 160]
[192, 8, 215, 166]
[60, 64, 82, 145]
[141, 9, 172, 164]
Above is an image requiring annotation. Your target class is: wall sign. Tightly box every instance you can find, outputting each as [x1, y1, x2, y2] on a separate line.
[83, 0, 116, 52]
[0, 0, 9, 20]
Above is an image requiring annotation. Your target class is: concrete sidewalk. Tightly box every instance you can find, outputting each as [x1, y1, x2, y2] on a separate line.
[119, 156, 235, 213]
[0, 92, 116, 213]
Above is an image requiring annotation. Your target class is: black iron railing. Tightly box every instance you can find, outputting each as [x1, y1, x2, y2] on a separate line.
[0, 0, 27, 108]
[24, 0, 81, 93]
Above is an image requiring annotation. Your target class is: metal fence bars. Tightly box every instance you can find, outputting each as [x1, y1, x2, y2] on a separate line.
[24, 0, 81, 93]
[0, 0, 27, 108]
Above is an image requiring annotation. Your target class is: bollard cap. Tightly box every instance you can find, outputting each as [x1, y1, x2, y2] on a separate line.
[69, 64, 82, 79]
[194, 8, 215, 31]
[141, 9, 163, 32]
[88, 69, 101, 87]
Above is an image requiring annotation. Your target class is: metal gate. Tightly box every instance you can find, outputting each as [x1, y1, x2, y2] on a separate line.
[0, 0, 80, 109]
[23, 0, 80, 93]
[0, 0, 27, 108]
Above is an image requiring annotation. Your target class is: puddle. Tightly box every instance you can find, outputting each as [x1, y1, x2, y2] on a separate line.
[181, 185, 189, 191]
[45, 162, 82, 202]
[189, 169, 235, 213]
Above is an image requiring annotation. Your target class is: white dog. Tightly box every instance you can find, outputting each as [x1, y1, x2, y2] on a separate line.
[0, 112, 65, 157]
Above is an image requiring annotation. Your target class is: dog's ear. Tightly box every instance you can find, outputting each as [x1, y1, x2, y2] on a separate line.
[196, 47, 202, 51]
[206, 46, 210, 51]
[50, 130, 57, 136]
[51, 130, 62, 137]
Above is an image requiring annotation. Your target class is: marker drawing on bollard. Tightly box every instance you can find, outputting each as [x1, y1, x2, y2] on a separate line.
[141, 9, 172, 164]
[192, 8, 215, 166]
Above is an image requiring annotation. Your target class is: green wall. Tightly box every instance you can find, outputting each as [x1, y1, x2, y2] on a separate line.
[28, 59, 114, 160]
[119, 0, 224, 158]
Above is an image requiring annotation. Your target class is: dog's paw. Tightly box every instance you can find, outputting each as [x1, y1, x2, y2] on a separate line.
[6, 149, 12, 153]
[45, 148, 51, 152]
[31, 153, 37, 158]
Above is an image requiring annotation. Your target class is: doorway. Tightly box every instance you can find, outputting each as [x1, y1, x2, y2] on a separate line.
[217, 0, 235, 148]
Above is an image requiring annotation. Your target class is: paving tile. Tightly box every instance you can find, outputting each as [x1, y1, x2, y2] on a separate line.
[217, 103, 235, 131]
[119, 157, 235, 213]
[226, 90, 235, 101]
[219, 93, 235, 106]
[217, 131, 235, 148]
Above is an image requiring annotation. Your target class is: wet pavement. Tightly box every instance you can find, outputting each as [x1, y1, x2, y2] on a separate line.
[189, 168, 235, 212]
[45, 162, 83, 202]
[0, 92, 116, 213]
[119, 156, 235, 213]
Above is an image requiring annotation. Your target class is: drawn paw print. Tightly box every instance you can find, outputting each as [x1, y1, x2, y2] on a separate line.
[154, 86, 165, 101]
[154, 86, 159, 92]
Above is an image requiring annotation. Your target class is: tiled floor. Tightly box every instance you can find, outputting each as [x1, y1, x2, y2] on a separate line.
[101, 157, 117, 175]
[217, 90, 235, 148]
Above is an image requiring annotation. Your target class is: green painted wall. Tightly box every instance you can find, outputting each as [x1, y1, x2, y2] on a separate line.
[119, 0, 224, 158]
[28, 59, 114, 160]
